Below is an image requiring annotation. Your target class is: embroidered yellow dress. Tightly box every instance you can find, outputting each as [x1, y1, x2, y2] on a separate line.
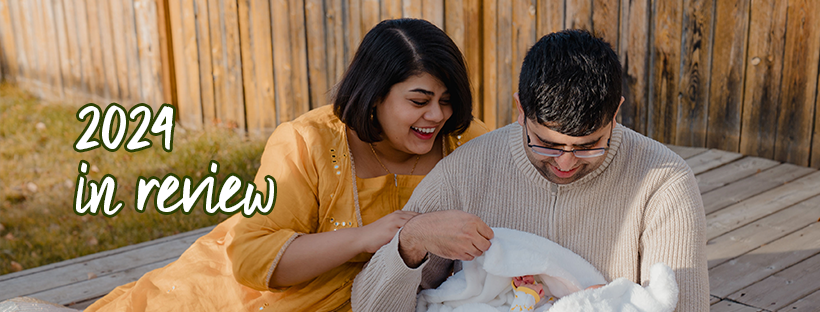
[86, 105, 487, 312]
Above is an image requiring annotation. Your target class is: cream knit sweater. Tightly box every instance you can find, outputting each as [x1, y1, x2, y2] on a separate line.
[351, 123, 709, 312]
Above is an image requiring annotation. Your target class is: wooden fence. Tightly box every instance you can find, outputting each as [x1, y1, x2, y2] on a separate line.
[0, 0, 819, 169]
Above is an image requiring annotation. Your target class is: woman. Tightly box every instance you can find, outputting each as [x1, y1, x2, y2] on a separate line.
[84, 18, 488, 311]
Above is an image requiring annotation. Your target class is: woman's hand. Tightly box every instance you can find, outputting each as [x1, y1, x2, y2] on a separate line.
[358, 211, 419, 253]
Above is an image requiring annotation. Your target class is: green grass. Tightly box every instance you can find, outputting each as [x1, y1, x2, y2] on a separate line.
[0, 83, 268, 275]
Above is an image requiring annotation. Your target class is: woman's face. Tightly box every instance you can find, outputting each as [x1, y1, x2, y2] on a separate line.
[375, 72, 453, 155]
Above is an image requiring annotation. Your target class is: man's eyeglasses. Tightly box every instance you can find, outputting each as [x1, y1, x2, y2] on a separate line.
[524, 120, 612, 158]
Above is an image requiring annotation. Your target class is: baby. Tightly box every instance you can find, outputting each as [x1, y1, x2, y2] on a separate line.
[510, 275, 604, 312]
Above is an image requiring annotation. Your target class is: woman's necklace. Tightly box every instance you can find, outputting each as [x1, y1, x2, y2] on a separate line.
[369, 143, 420, 187]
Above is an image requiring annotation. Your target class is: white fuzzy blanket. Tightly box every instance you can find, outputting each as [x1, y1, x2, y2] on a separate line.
[416, 228, 679, 312]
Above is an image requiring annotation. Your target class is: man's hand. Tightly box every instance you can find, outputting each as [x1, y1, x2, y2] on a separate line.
[398, 210, 494, 267]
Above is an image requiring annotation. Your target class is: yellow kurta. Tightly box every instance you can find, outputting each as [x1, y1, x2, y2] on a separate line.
[86, 105, 487, 312]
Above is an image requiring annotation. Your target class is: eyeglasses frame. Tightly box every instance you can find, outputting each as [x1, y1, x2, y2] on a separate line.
[523, 119, 613, 159]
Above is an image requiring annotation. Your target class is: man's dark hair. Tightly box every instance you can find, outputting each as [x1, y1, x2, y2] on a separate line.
[334, 18, 472, 143]
[518, 29, 622, 136]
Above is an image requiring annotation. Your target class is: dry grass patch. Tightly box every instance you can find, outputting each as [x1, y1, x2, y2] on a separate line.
[0, 84, 268, 275]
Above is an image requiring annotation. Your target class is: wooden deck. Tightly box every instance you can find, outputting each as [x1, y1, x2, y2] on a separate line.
[2, 146, 820, 311]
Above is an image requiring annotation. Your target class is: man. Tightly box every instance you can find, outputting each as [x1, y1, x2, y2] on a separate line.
[352, 29, 708, 312]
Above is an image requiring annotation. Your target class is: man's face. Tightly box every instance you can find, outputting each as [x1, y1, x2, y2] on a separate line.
[514, 94, 620, 185]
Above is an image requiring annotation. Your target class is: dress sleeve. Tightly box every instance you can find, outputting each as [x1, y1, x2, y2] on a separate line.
[352, 163, 454, 311]
[227, 122, 321, 292]
[641, 170, 709, 312]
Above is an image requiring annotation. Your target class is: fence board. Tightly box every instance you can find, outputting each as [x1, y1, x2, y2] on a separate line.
[566, 0, 592, 30]
[481, 0, 497, 126]
[648, 0, 682, 143]
[675, 0, 713, 147]
[495, 0, 512, 128]
[135, 0, 165, 108]
[110, 0, 132, 104]
[123, 0, 143, 104]
[361, 0, 380, 35]
[192, 0, 215, 124]
[592, 0, 618, 50]
[5, 0, 25, 84]
[27, 0, 47, 96]
[536, 0, 563, 37]
[218, 0, 244, 129]
[403, 0, 422, 18]
[270, 0, 310, 124]
[422, 0, 443, 29]
[706, 0, 749, 152]
[739, 0, 786, 160]
[51, 0, 71, 100]
[444, 0, 464, 52]
[237, 0, 275, 136]
[382, 0, 401, 20]
[43, 0, 65, 99]
[464, 0, 481, 116]
[512, 0, 535, 125]
[98, 0, 122, 102]
[156, 0, 175, 106]
[348, 0, 363, 60]
[773, 0, 820, 167]
[0, 0, 18, 82]
[59, 0, 84, 101]
[304, 0, 328, 110]
[170, 0, 204, 129]
[618, 0, 649, 133]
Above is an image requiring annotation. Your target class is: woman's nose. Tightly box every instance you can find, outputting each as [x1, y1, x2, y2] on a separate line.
[425, 101, 444, 122]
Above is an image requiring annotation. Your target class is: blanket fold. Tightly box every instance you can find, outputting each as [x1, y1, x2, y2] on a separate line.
[416, 228, 678, 312]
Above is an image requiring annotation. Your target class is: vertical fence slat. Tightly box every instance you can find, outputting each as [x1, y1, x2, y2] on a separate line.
[648, 0, 683, 143]
[422, 0, 443, 29]
[566, 0, 593, 30]
[122, 0, 143, 104]
[73, 0, 93, 100]
[156, 0, 175, 106]
[495, 0, 512, 128]
[481, 0, 497, 127]
[675, 0, 714, 147]
[0, 0, 18, 82]
[83, 0, 106, 100]
[327, 0, 345, 88]
[592, 0, 619, 50]
[361, 0, 380, 33]
[513, 0, 536, 125]
[813, 74, 820, 169]
[26, 1, 45, 96]
[444, 0, 464, 52]
[537, 0, 564, 37]
[221, 0, 244, 130]
[98, 0, 122, 103]
[382, 0, 401, 20]
[270, 0, 310, 123]
[135, 0, 165, 108]
[169, 0, 203, 129]
[6, 0, 26, 86]
[110, 0, 131, 104]
[192, 0, 215, 124]
[772, 0, 820, 166]
[206, 0, 225, 124]
[464, 0, 481, 117]
[706, 0, 749, 152]
[238, 0, 275, 136]
[618, 0, 649, 133]
[305, 0, 329, 110]
[739, 0, 786, 159]
[60, 0, 84, 102]
[403, 0, 422, 18]
[51, 0, 71, 101]
[348, 0, 363, 58]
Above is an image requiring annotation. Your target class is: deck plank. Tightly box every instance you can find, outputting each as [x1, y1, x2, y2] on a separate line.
[701, 163, 815, 214]
[705, 170, 820, 239]
[709, 222, 820, 298]
[685, 149, 744, 175]
[29, 258, 176, 306]
[0, 226, 213, 300]
[666, 144, 708, 159]
[728, 251, 820, 310]
[695, 157, 780, 193]
[706, 195, 820, 268]
[709, 300, 764, 311]
[776, 288, 820, 311]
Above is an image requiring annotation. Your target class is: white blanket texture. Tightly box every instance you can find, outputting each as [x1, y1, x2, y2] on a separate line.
[416, 228, 678, 312]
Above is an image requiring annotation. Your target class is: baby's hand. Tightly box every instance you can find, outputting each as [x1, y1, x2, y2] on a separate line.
[513, 275, 545, 298]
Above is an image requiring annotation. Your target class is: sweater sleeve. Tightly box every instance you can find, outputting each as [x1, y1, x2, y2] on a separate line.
[641, 169, 709, 312]
[352, 165, 455, 311]
[226, 122, 320, 291]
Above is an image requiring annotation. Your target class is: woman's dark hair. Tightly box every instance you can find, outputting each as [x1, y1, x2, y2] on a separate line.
[333, 18, 472, 143]
[518, 29, 622, 136]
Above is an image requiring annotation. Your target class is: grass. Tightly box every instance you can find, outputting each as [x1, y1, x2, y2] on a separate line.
[0, 83, 268, 275]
